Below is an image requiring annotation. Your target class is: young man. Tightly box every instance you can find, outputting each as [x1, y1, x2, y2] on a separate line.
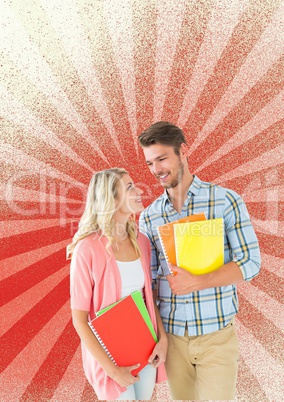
[138, 121, 261, 400]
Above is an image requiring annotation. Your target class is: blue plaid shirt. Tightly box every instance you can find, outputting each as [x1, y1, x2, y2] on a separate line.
[139, 175, 261, 336]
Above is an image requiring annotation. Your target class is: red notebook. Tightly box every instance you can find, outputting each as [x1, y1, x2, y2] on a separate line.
[88, 294, 157, 376]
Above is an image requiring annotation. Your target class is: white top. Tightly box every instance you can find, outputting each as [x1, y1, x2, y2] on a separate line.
[116, 258, 145, 298]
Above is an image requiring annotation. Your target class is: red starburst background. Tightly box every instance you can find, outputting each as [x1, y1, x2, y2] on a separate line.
[1, 0, 283, 401]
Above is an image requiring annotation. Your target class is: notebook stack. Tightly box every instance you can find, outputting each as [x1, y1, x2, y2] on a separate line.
[157, 213, 224, 275]
[88, 290, 157, 376]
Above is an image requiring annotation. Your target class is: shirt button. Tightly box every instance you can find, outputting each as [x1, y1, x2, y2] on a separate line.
[185, 300, 189, 303]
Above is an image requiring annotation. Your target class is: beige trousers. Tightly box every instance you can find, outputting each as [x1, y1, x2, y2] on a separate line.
[165, 320, 239, 400]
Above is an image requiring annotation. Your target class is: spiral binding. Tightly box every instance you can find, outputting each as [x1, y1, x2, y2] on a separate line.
[173, 225, 181, 267]
[157, 227, 169, 262]
[88, 321, 117, 365]
[157, 227, 174, 274]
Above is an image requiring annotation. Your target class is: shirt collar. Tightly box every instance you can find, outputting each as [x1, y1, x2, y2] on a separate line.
[188, 174, 202, 196]
[161, 175, 202, 207]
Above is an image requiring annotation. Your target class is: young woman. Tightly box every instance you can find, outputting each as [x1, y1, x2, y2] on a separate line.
[67, 168, 167, 401]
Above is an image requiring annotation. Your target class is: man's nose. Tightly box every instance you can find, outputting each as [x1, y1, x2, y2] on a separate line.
[152, 163, 161, 175]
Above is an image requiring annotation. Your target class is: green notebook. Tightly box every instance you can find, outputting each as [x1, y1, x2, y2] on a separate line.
[96, 290, 158, 342]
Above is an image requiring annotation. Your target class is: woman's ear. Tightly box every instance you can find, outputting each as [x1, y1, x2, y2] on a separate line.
[114, 197, 119, 208]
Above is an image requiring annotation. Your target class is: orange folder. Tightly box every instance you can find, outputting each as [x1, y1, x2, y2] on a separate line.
[157, 212, 206, 266]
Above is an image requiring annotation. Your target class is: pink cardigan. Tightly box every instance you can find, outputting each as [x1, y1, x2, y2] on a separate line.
[70, 232, 166, 400]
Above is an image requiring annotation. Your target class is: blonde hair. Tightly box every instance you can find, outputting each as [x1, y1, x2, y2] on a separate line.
[67, 168, 141, 258]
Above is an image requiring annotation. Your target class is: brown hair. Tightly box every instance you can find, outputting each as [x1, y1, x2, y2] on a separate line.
[138, 121, 187, 156]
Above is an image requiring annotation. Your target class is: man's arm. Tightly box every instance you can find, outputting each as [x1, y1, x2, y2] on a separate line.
[167, 261, 243, 295]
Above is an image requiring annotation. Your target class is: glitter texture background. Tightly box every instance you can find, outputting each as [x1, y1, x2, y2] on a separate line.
[0, 0, 283, 401]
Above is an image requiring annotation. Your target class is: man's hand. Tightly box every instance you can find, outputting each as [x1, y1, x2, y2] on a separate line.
[148, 336, 168, 368]
[166, 264, 207, 294]
[166, 261, 244, 295]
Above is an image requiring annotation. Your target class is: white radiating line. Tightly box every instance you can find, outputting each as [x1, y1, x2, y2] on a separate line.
[0, 183, 83, 204]
[196, 90, 284, 172]
[50, 347, 86, 402]
[177, 0, 248, 128]
[236, 319, 284, 401]
[0, 86, 93, 173]
[1, 143, 87, 226]
[0, 265, 69, 337]
[188, 0, 284, 154]
[0, 239, 69, 281]
[245, 184, 281, 236]
[253, 219, 283, 237]
[214, 143, 284, 183]
[238, 281, 284, 332]
[1, 143, 87, 188]
[103, 0, 138, 155]
[0, 218, 75, 238]
[243, 185, 283, 202]
[0, 301, 71, 402]
[0, 1, 109, 165]
[261, 252, 284, 279]
[40, 0, 124, 159]
[154, 0, 186, 122]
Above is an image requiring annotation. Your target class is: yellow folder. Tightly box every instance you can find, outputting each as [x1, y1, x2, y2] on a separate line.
[174, 218, 224, 275]
[157, 213, 206, 266]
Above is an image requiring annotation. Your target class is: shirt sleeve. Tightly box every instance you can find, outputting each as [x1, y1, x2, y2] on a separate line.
[70, 246, 94, 311]
[139, 210, 159, 290]
[224, 190, 261, 281]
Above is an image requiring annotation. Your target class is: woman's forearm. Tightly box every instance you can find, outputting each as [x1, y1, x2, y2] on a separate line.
[72, 309, 142, 387]
[71, 309, 118, 378]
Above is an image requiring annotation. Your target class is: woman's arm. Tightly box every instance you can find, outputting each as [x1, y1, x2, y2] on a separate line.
[72, 309, 140, 387]
[147, 290, 168, 367]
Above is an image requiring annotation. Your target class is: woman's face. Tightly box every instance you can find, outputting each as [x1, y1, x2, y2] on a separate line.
[115, 174, 144, 215]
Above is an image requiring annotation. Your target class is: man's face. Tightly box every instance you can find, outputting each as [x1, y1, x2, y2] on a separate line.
[143, 143, 185, 189]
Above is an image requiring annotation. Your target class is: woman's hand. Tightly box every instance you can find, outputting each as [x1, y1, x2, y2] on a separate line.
[107, 364, 141, 387]
[148, 337, 168, 368]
